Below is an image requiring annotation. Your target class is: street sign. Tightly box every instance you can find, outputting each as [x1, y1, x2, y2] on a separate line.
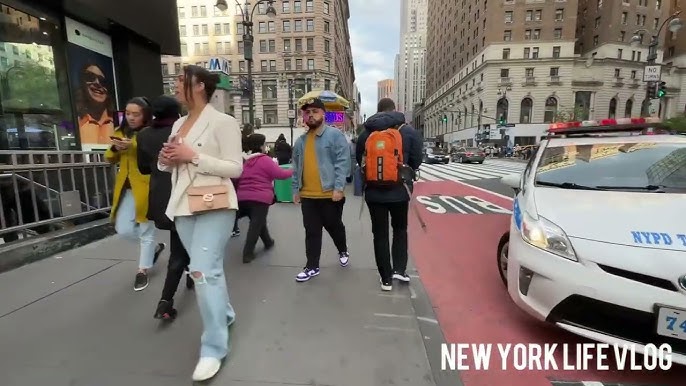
[208, 57, 231, 75]
[287, 109, 296, 119]
[643, 65, 661, 82]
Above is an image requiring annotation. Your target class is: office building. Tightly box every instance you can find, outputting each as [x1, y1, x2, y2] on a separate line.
[394, 0, 427, 121]
[377, 79, 394, 100]
[422, 0, 685, 147]
[161, 0, 357, 144]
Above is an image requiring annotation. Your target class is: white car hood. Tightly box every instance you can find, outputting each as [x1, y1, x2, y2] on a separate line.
[533, 188, 686, 251]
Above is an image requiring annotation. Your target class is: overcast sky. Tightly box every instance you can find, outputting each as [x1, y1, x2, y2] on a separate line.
[348, 0, 400, 119]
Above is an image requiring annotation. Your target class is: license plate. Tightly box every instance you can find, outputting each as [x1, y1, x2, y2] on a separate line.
[656, 305, 686, 341]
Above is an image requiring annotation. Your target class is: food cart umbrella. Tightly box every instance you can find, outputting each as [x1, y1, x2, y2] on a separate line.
[297, 90, 350, 110]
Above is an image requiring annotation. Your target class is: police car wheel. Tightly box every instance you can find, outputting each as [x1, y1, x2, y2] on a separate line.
[497, 233, 509, 286]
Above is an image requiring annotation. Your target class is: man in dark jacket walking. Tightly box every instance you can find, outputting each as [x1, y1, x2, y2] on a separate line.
[355, 98, 422, 291]
[274, 133, 292, 165]
[137, 95, 192, 320]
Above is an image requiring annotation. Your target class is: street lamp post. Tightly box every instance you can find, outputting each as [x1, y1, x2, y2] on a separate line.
[216, 0, 276, 127]
[288, 79, 294, 145]
[631, 10, 682, 116]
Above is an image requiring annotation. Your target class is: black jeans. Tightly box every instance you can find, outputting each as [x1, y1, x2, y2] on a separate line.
[301, 197, 347, 269]
[160, 227, 190, 301]
[367, 201, 409, 281]
[238, 201, 273, 257]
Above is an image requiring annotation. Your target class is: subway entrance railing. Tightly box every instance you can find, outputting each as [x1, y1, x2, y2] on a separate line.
[0, 150, 115, 244]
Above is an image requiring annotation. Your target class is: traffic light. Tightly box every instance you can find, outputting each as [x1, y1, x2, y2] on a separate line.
[498, 115, 506, 126]
[442, 115, 448, 123]
[657, 81, 666, 98]
[647, 81, 657, 99]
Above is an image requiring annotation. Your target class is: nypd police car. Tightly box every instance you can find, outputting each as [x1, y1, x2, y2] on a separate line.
[497, 117, 686, 365]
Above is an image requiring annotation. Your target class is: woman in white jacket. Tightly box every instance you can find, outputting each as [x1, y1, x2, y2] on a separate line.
[158, 65, 242, 382]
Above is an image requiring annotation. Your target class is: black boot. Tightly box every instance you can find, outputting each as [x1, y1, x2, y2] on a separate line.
[154, 300, 178, 321]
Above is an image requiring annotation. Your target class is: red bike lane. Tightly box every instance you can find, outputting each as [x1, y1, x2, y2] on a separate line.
[408, 180, 685, 386]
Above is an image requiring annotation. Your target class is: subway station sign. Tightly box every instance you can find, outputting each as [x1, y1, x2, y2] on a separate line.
[208, 57, 231, 75]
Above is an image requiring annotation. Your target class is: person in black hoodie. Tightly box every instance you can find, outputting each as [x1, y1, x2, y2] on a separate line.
[355, 98, 422, 291]
[274, 133, 292, 165]
[137, 94, 193, 320]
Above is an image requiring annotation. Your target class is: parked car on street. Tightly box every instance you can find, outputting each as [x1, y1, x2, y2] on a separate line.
[497, 116, 686, 365]
[450, 147, 485, 163]
[422, 147, 449, 164]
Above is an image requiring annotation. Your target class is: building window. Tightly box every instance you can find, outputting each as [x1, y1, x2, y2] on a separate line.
[262, 80, 278, 99]
[284, 39, 291, 51]
[554, 28, 562, 39]
[193, 25, 199, 35]
[520, 98, 533, 124]
[283, 1, 290, 12]
[504, 11, 513, 22]
[223, 23, 230, 34]
[324, 2, 330, 14]
[295, 38, 303, 51]
[270, 60, 276, 71]
[324, 39, 330, 53]
[500, 68, 509, 78]
[174, 63, 181, 73]
[306, 19, 314, 31]
[242, 106, 250, 124]
[214, 23, 221, 35]
[296, 59, 303, 70]
[307, 59, 315, 69]
[621, 12, 627, 24]
[504, 30, 512, 41]
[180, 25, 187, 36]
[552, 46, 560, 58]
[593, 35, 599, 46]
[260, 40, 267, 53]
[525, 29, 531, 40]
[261, 60, 268, 72]
[614, 68, 621, 77]
[181, 43, 188, 56]
[162, 63, 169, 75]
[284, 59, 292, 70]
[294, 1, 302, 12]
[295, 20, 303, 31]
[306, 0, 313, 12]
[237, 23, 244, 35]
[263, 105, 279, 124]
[555, 9, 564, 20]
[324, 21, 330, 33]
[238, 41, 244, 54]
[259, 22, 267, 33]
[550, 67, 559, 76]
[239, 61, 246, 72]
[307, 37, 314, 51]
[524, 47, 530, 58]
[324, 79, 330, 89]
[617, 48, 623, 59]
[325, 60, 331, 71]
[544, 97, 558, 123]
[525, 68, 534, 77]
[178, 7, 185, 18]
[624, 99, 633, 117]
[609, 98, 617, 119]
[532, 47, 539, 58]
[283, 20, 291, 32]
[269, 39, 276, 52]
[268, 21, 275, 32]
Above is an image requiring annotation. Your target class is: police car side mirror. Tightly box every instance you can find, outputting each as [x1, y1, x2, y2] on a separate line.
[501, 173, 521, 191]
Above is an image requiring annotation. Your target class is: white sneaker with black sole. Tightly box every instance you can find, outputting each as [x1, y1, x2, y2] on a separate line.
[380, 278, 392, 291]
[338, 251, 350, 267]
[393, 271, 410, 282]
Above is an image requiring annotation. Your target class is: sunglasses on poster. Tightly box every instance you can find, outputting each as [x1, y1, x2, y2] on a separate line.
[82, 71, 108, 87]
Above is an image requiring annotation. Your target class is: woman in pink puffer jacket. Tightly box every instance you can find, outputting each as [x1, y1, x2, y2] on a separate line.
[236, 133, 293, 263]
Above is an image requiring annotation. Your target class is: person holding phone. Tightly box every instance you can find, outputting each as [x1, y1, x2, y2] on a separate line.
[106, 97, 165, 292]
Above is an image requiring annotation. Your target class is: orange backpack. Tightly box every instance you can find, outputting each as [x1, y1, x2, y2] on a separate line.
[363, 125, 404, 185]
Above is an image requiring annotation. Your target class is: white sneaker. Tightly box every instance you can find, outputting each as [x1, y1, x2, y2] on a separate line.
[192, 357, 222, 381]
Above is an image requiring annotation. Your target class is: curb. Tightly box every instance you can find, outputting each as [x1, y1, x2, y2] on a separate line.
[0, 219, 115, 274]
[409, 262, 465, 386]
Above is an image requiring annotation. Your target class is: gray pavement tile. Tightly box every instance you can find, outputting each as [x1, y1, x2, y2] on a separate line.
[0, 191, 446, 386]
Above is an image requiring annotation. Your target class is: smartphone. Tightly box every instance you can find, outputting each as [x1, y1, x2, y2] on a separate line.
[109, 136, 119, 141]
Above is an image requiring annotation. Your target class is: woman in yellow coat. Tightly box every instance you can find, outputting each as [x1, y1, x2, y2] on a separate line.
[106, 97, 165, 291]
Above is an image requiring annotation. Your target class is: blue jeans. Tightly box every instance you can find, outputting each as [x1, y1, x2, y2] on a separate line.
[114, 189, 156, 269]
[175, 209, 236, 359]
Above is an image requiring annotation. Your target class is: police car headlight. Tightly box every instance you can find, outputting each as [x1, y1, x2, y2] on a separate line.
[521, 212, 577, 261]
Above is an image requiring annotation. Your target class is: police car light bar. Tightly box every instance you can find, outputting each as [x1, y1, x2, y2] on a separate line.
[547, 117, 663, 135]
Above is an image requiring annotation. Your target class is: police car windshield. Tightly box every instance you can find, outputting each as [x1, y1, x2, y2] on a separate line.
[534, 142, 686, 193]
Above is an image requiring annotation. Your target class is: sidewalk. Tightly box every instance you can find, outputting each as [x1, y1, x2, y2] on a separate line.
[0, 187, 455, 386]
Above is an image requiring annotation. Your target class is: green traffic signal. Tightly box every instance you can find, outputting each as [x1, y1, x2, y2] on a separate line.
[657, 81, 666, 98]
[442, 115, 447, 123]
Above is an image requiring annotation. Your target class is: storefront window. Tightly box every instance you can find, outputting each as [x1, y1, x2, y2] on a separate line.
[0, 2, 76, 150]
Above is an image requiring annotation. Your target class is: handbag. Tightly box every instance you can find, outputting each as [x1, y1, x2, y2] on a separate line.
[181, 165, 231, 214]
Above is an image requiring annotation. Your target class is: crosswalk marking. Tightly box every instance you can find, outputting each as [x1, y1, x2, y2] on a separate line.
[417, 159, 526, 183]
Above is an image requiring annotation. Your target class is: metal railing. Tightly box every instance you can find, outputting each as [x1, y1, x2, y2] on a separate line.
[0, 150, 115, 243]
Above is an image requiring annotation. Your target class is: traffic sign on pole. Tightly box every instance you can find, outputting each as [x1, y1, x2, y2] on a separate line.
[287, 109, 296, 119]
[643, 65, 662, 82]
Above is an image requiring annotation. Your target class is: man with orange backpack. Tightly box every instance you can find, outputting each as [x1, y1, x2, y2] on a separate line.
[355, 98, 422, 291]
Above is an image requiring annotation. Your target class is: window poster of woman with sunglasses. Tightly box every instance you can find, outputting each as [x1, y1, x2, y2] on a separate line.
[67, 42, 118, 151]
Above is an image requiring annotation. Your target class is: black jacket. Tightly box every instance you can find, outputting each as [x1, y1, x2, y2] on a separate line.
[274, 140, 292, 164]
[356, 111, 422, 203]
[137, 117, 177, 229]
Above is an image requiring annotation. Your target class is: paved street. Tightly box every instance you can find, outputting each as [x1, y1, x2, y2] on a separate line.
[417, 159, 526, 184]
[409, 177, 686, 386]
[0, 186, 449, 386]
